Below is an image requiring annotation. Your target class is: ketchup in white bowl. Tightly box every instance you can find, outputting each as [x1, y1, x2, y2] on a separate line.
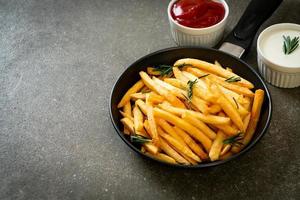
[171, 0, 225, 29]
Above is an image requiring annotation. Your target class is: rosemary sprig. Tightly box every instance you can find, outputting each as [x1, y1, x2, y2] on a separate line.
[187, 79, 198, 101]
[130, 135, 151, 144]
[174, 63, 193, 68]
[199, 74, 209, 79]
[153, 63, 192, 77]
[233, 97, 239, 109]
[223, 132, 244, 146]
[225, 76, 241, 83]
[283, 35, 299, 55]
[153, 65, 173, 76]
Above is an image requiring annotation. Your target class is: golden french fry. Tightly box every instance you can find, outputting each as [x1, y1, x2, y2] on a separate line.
[214, 124, 239, 136]
[219, 151, 233, 160]
[243, 113, 251, 132]
[144, 143, 159, 155]
[153, 107, 212, 151]
[158, 130, 201, 162]
[147, 105, 159, 146]
[209, 131, 225, 161]
[145, 152, 177, 164]
[207, 104, 222, 114]
[123, 102, 132, 117]
[220, 144, 231, 156]
[153, 77, 186, 99]
[214, 60, 222, 68]
[130, 93, 146, 101]
[173, 126, 208, 160]
[140, 71, 186, 108]
[217, 96, 244, 131]
[123, 127, 130, 135]
[158, 102, 230, 125]
[147, 67, 161, 76]
[190, 96, 210, 114]
[182, 112, 217, 140]
[219, 85, 249, 117]
[135, 99, 148, 115]
[187, 67, 254, 97]
[163, 78, 186, 89]
[120, 111, 134, 121]
[136, 127, 149, 138]
[226, 67, 233, 72]
[231, 90, 264, 153]
[156, 119, 186, 146]
[147, 92, 165, 104]
[160, 137, 190, 165]
[180, 153, 198, 165]
[118, 80, 144, 108]
[120, 118, 134, 134]
[242, 89, 264, 146]
[133, 106, 144, 132]
[174, 58, 254, 88]
[182, 71, 209, 90]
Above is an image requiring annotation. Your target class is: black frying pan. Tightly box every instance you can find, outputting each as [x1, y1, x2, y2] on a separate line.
[109, 0, 282, 168]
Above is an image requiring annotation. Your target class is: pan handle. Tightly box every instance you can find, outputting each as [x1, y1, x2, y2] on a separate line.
[219, 0, 282, 58]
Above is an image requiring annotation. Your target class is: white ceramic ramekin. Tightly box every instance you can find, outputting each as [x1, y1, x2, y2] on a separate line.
[167, 0, 229, 47]
[257, 23, 300, 88]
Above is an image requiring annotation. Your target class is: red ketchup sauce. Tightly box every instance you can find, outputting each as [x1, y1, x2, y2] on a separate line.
[171, 0, 225, 28]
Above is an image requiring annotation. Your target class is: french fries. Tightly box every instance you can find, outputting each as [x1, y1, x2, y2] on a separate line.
[174, 58, 254, 88]
[117, 58, 264, 165]
[118, 80, 144, 108]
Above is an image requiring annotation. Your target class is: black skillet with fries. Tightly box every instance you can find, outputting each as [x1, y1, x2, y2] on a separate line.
[109, 0, 279, 167]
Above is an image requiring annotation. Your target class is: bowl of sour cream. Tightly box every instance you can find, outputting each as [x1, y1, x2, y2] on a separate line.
[257, 23, 300, 88]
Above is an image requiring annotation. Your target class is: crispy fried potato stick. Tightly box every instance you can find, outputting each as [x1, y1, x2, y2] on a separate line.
[153, 108, 212, 151]
[182, 112, 217, 140]
[173, 126, 208, 160]
[133, 105, 144, 132]
[186, 67, 254, 97]
[158, 130, 201, 162]
[120, 118, 134, 134]
[145, 152, 177, 164]
[147, 67, 161, 76]
[158, 102, 230, 125]
[120, 111, 134, 121]
[123, 102, 132, 117]
[135, 99, 148, 115]
[174, 58, 254, 88]
[130, 93, 146, 101]
[217, 96, 244, 131]
[140, 71, 186, 108]
[147, 105, 159, 146]
[118, 80, 144, 108]
[160, 137, 190, 165]
[209, 130, 225, 161]
[153, 77, 186, 99]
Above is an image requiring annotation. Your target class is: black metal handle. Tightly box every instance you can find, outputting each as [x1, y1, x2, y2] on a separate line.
[222, 0, 283, 57]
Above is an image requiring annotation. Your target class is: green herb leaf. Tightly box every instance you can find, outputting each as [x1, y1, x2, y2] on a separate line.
[225, 76, 241, 83]
[153, 65, 174, 76]
[174, 63, 193, 68]
[283, 35, 299, 55]
[187, 79, 198, 101]
[198, 74, 209, 79]
[233, 97, 239, 109]
[153, 63, 192, 77]
[223, 132, 244, 146]
[130, 135, 151, 144]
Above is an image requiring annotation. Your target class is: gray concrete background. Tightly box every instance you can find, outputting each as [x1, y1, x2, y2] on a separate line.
[1, 0, 299, 199]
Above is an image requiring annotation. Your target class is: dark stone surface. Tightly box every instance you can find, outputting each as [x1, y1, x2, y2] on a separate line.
[1, 0, 299, 199]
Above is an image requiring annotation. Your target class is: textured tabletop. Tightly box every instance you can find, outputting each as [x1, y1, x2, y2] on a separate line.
[1, 0, 300, 199]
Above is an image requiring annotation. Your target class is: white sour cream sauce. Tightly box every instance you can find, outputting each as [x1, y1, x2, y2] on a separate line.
[261, 29, 300, 68]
